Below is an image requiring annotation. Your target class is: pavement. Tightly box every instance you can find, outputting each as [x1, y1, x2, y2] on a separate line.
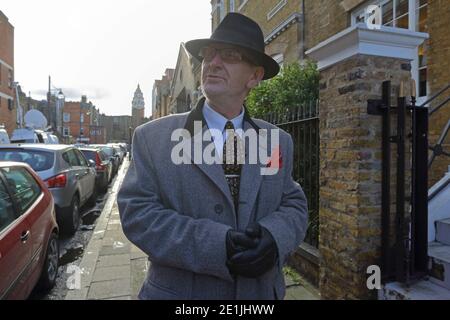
[65, 158, 320, 300]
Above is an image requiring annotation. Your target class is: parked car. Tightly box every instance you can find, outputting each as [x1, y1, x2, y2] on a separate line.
[0, 126, 10, 144]
[0, 145, 97, 235]
[10, 128, 42, 144]
[90, 145, 120, 177]
[0, 161, 59, 299]
[109, 144, 124, 164]
[78, 147, 112, 193]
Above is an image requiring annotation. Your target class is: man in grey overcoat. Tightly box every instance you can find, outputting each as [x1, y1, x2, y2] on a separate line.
[117, 12, 308, 300]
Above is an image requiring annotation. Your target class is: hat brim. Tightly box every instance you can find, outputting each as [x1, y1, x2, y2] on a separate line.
[185, 39, 280, 80]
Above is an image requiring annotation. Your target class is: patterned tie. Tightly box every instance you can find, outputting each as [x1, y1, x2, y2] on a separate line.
[222, 121, 244, 210]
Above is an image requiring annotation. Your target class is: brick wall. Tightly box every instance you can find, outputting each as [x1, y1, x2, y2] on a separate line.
[63, 101, 92, 142]
[304, 0, 348, 51]
[427, 0, 450, 186]
[213, 0, 303, 64]
[0, 11, 16, 135]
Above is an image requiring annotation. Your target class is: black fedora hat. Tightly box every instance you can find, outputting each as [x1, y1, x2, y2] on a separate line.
[185, 13, 280, 80]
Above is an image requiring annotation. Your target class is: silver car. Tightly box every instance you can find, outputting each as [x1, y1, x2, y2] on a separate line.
[0, 144, 97, 235]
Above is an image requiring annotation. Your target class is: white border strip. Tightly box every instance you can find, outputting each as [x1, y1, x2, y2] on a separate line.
[238, 0, 249, 12]
[264, 13, 302, 44]
[0, 58, 13, 70]
[267, 0, 287, 20]
[0, 91, 14, 100]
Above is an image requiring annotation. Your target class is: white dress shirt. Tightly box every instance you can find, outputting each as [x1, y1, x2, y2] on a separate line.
[202, 101, 244, 159]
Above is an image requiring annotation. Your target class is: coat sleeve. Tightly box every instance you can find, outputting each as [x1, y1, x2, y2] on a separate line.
[117, 126, 234, 282]
[257, 133, 309, 270]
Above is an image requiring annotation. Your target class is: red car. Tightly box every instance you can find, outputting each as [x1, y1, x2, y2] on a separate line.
[0, 161, 59, 299]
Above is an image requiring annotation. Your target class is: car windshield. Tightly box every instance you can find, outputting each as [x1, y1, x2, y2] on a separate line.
[0, 149, 55, 171]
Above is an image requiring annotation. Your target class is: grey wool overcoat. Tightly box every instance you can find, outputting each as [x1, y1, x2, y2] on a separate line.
[117, 98, 308, 300]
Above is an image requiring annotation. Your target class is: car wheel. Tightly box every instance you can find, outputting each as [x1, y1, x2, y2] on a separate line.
[37, 233, 59, 291]
[62, 195, 80, 235]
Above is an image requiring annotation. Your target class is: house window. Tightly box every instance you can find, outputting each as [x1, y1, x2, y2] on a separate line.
[8, 99, 13, 110]
[230, 0, 235, 12]
[417, 0, 428, 97]
[80, 113, 84, 123]
[352, 0, 429, 98]
[8, 69, 13, 88]
[63, 113, 70, 122]
[353, 0, 410, 29]
[63, 127, 70, 137]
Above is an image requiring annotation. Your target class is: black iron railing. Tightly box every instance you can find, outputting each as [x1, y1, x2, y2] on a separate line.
[262, 100, 320, 247]
[424, 84, 450, 169]
[367, 81, 450, 285]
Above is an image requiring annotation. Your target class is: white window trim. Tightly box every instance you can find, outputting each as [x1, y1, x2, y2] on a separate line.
[0, 58, 13, 70]
[0, 92, 14, 100]
[238, 0, 249, 12]
[267, 0, 287, 21]
[212, 0, 225, 22]
[351, 0, 429, 101]
[63, 113, 70, 123]
[63, 127, 70, 137]
[229, 0, 235, 12]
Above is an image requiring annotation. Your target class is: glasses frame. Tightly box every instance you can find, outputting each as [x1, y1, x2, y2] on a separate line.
[199, 46, 256, 65]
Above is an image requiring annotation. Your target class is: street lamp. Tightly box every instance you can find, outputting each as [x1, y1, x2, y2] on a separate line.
[47, 76, 65, 133]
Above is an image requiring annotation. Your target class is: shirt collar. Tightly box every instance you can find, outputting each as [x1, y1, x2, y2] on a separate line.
[202, 100, 244, 133]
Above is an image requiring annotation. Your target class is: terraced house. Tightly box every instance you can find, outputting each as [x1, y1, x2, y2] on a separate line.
[213, 0, 450, 299]
[0, 10, 15, 135]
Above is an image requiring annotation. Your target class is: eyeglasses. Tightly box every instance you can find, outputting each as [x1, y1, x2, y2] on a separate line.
[199, 46, 253, 64]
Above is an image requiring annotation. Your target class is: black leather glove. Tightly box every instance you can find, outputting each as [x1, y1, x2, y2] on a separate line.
[226, 229, 259, 260]
[226, 224, 278, 278]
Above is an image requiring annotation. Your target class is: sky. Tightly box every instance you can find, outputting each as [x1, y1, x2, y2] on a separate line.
[1, 0, 211, 117]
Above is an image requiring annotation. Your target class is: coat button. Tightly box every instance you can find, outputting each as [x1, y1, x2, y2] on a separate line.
[214, 204, 223, 214]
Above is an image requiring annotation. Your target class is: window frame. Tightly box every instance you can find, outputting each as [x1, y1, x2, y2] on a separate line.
[63, 112, 70, 123]
[63, 149, 81, 167]
[0, 171, 20, 232]
[351, 0, 429, 103]
[0, 166, 43, 218]
[73, 148, 89, 167]
[63, 127, 70, 137]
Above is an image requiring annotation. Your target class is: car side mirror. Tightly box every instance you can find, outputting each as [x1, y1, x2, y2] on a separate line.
[88, 159, 96, 167]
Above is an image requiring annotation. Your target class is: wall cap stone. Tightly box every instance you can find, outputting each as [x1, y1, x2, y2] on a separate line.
[305, 23, 428, 71]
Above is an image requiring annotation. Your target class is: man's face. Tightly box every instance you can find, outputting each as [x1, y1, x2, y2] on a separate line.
[200, 43, 264, 101]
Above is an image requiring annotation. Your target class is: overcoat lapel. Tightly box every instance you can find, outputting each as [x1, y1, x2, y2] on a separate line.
[183, 98, 264, 222]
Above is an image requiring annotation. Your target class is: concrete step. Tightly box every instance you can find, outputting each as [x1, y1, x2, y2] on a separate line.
[436, 219, 450, 246]
[379, 279, 450, 300]
[428, 241, 450, 290]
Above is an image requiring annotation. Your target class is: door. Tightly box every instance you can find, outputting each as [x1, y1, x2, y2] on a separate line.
[2, 167, 45, 286]
[63, 149, 86, 203]
[73, 148, 95, 201]
[0, 172, 32, 300]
